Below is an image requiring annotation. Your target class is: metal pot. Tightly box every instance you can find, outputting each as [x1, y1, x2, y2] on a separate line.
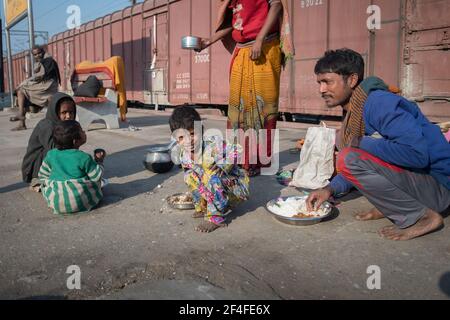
[181, 36, 202, 50]
[144, 145, 175, 174]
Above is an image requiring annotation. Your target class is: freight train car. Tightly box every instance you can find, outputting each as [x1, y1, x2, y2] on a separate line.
[3, 0, 450, 121]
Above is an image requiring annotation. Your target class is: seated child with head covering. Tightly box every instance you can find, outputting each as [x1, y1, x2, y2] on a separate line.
[39, 120, 106, 214]
[21, 93, 77, 192]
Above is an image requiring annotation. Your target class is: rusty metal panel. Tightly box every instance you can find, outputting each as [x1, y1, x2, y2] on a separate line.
[402, 0, 450, 120]
[143, 0, 155, 12]
[56, 38, 65, 89]
[191, 0, 211, 105]
[80, 25, 87, 62]
[103, 16, 112, 60]
[85, 22, 95, 62]
[94, 20, 104, 62]
[73, 29, 81, 66]
[122, 8, 133, 99]
[210, 0, 231, 105]
[169, 0, 191, 104]
[63, 39, 75, 92]
[289, 0, 329, 115]
[111, 12, 124, 58]
[286, 0, 404, 117]
[155, 0, 168, 8]
[156, 13, 169, 67]
[131, 8, 144, 101]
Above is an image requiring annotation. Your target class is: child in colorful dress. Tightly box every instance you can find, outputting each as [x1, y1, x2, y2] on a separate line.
[38, 120, 105, 214]
[169, 106, 250, 233]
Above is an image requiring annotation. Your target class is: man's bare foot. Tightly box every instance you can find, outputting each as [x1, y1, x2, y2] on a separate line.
[355, 207, 385, 221]
[378, 209, 443, 241]
[195, 221, 226, 233]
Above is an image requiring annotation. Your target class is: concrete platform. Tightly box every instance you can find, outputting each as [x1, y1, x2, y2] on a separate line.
[0, 108, 449, 300]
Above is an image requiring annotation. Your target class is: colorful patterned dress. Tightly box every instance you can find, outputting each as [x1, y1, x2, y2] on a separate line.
[38, 149, 103, 214]
[227, 0, 283, 173]
[180, 136, 250, 225]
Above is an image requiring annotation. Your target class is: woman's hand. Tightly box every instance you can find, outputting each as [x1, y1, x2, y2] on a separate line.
[251, 38, 264, 60]
[194, 38, 211, 53]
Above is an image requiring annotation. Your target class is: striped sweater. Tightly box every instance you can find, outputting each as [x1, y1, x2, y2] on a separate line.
[38, 149, 103, 214]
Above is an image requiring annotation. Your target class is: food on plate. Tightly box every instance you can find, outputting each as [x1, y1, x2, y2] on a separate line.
[268, 197, 329, 219]
[168, 193, 193, 205]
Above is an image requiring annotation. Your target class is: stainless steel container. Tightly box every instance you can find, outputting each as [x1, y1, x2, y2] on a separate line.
[144, 145, 175, 173]
[181, 36, 202, 50]
[167, 193, 195, 210]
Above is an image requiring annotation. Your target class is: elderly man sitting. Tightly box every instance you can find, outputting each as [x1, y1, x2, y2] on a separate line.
[10, 45, 61, 131]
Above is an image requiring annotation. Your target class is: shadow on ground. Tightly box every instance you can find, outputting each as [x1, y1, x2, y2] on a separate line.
[439, 272, 450, 297]
[98, 145, 181, 208]
[0, 181, 28, 194]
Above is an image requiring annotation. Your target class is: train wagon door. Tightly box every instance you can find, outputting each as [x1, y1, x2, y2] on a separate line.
[144, 13, 169, 106]
[169, 0, 192, 105]
[191, 0, 212, 105]
[402, 0, 450, 121]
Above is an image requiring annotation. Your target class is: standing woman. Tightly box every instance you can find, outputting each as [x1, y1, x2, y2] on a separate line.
[199, 0, 294, 176]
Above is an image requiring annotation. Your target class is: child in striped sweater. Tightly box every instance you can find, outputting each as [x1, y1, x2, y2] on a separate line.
[39, 120, 106, 214]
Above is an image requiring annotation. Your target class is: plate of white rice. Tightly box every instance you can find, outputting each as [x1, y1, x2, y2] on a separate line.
[266, 196, 333, 226]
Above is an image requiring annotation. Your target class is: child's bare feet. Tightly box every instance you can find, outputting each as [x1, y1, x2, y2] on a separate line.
[192, 211, 205, 219]
[378, 209, 443, 241]
[29, 185, 41, 193]
[195, 221, 227, 233]
[355, 207, 385, 221]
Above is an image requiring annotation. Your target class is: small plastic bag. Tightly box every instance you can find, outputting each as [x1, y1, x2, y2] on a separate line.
[290, 123, 336, 190]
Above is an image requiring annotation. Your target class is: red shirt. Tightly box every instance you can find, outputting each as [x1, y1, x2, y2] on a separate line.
[230, 0, 279, 43]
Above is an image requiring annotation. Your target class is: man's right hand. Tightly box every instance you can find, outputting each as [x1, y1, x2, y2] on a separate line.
[306, 186, 333, 212]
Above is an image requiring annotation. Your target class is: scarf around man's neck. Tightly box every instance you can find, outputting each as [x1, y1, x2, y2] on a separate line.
[339, 76, 390, 150]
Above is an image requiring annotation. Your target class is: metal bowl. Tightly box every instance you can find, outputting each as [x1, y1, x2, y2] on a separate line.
[266, 196, 333, 226]
[182, 36, 202, 50]
[167, 193, 195, 210]
[144, 145, 174, 174]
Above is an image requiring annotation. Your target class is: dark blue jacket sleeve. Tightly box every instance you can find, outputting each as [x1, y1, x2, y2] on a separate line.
[329, 174, 353, 195]
[359, 91, 430, 169]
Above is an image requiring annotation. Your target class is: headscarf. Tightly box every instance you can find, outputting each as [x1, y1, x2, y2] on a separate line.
[21, 93, 76, 182]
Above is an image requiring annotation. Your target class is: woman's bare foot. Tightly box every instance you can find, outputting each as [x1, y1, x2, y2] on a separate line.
[355, 207, 385, 221]
[195, 221, 226, 233]
[378, 209, 443, 241]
